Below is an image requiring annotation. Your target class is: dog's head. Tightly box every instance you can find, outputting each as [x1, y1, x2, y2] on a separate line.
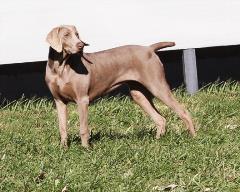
[46, 25, 89, 54]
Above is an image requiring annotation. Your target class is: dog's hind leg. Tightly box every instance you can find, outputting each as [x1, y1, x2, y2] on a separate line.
[142, 76, 196, 137]
[128, 82, 166, 138]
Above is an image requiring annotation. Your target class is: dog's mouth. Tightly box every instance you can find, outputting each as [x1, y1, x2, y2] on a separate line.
[64, 48, 83, 55]
[66, 42, 89, 55]
[64, 42, 89, 55]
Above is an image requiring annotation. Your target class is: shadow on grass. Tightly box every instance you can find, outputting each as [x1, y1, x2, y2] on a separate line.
[68, 128, 156, 146]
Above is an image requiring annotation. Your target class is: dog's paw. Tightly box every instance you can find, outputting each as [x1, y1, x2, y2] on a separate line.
[60, 139, 69, 149]
[156, 127, 166, 139]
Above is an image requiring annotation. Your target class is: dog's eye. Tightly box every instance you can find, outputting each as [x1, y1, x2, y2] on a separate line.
[64, 33, 70, 38]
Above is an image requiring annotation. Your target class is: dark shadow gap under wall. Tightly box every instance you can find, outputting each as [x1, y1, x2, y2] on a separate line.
[0, 45, 240, 104]
[196, 44, 240, 86]
[0, 61, 50, 103]
[157, 49, 184, 89]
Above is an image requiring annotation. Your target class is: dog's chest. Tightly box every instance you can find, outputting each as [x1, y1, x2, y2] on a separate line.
[53, 78, 76, 101]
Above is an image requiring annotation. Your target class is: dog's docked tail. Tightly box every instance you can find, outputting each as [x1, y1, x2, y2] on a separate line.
[150, 42, 175, 52]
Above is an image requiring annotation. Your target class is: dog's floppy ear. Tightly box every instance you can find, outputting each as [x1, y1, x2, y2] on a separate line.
[46, 27, 62, 53]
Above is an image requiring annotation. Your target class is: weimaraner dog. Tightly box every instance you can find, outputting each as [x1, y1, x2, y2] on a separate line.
[45, 25, 196, 148]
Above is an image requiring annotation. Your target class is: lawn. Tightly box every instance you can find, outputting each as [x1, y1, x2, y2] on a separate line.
[0, 82, 240, 192]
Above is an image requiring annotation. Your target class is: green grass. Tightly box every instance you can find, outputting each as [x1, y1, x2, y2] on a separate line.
[0, 82, 240, 192]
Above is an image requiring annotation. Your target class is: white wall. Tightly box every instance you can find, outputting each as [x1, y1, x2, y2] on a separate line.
[1, 0, 240, 64]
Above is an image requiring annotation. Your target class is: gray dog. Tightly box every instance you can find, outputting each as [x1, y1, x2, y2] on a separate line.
[45, 25, 196, 148]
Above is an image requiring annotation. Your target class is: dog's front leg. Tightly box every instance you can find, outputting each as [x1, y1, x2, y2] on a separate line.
[77, 97, 90, 148]
[55, 99, 68, 148]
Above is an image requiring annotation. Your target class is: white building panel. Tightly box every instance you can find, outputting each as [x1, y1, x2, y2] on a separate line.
[1, 0, 240, 64]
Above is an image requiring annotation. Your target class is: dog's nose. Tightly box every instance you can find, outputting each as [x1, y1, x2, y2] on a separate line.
[76, 42, 84, 49]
